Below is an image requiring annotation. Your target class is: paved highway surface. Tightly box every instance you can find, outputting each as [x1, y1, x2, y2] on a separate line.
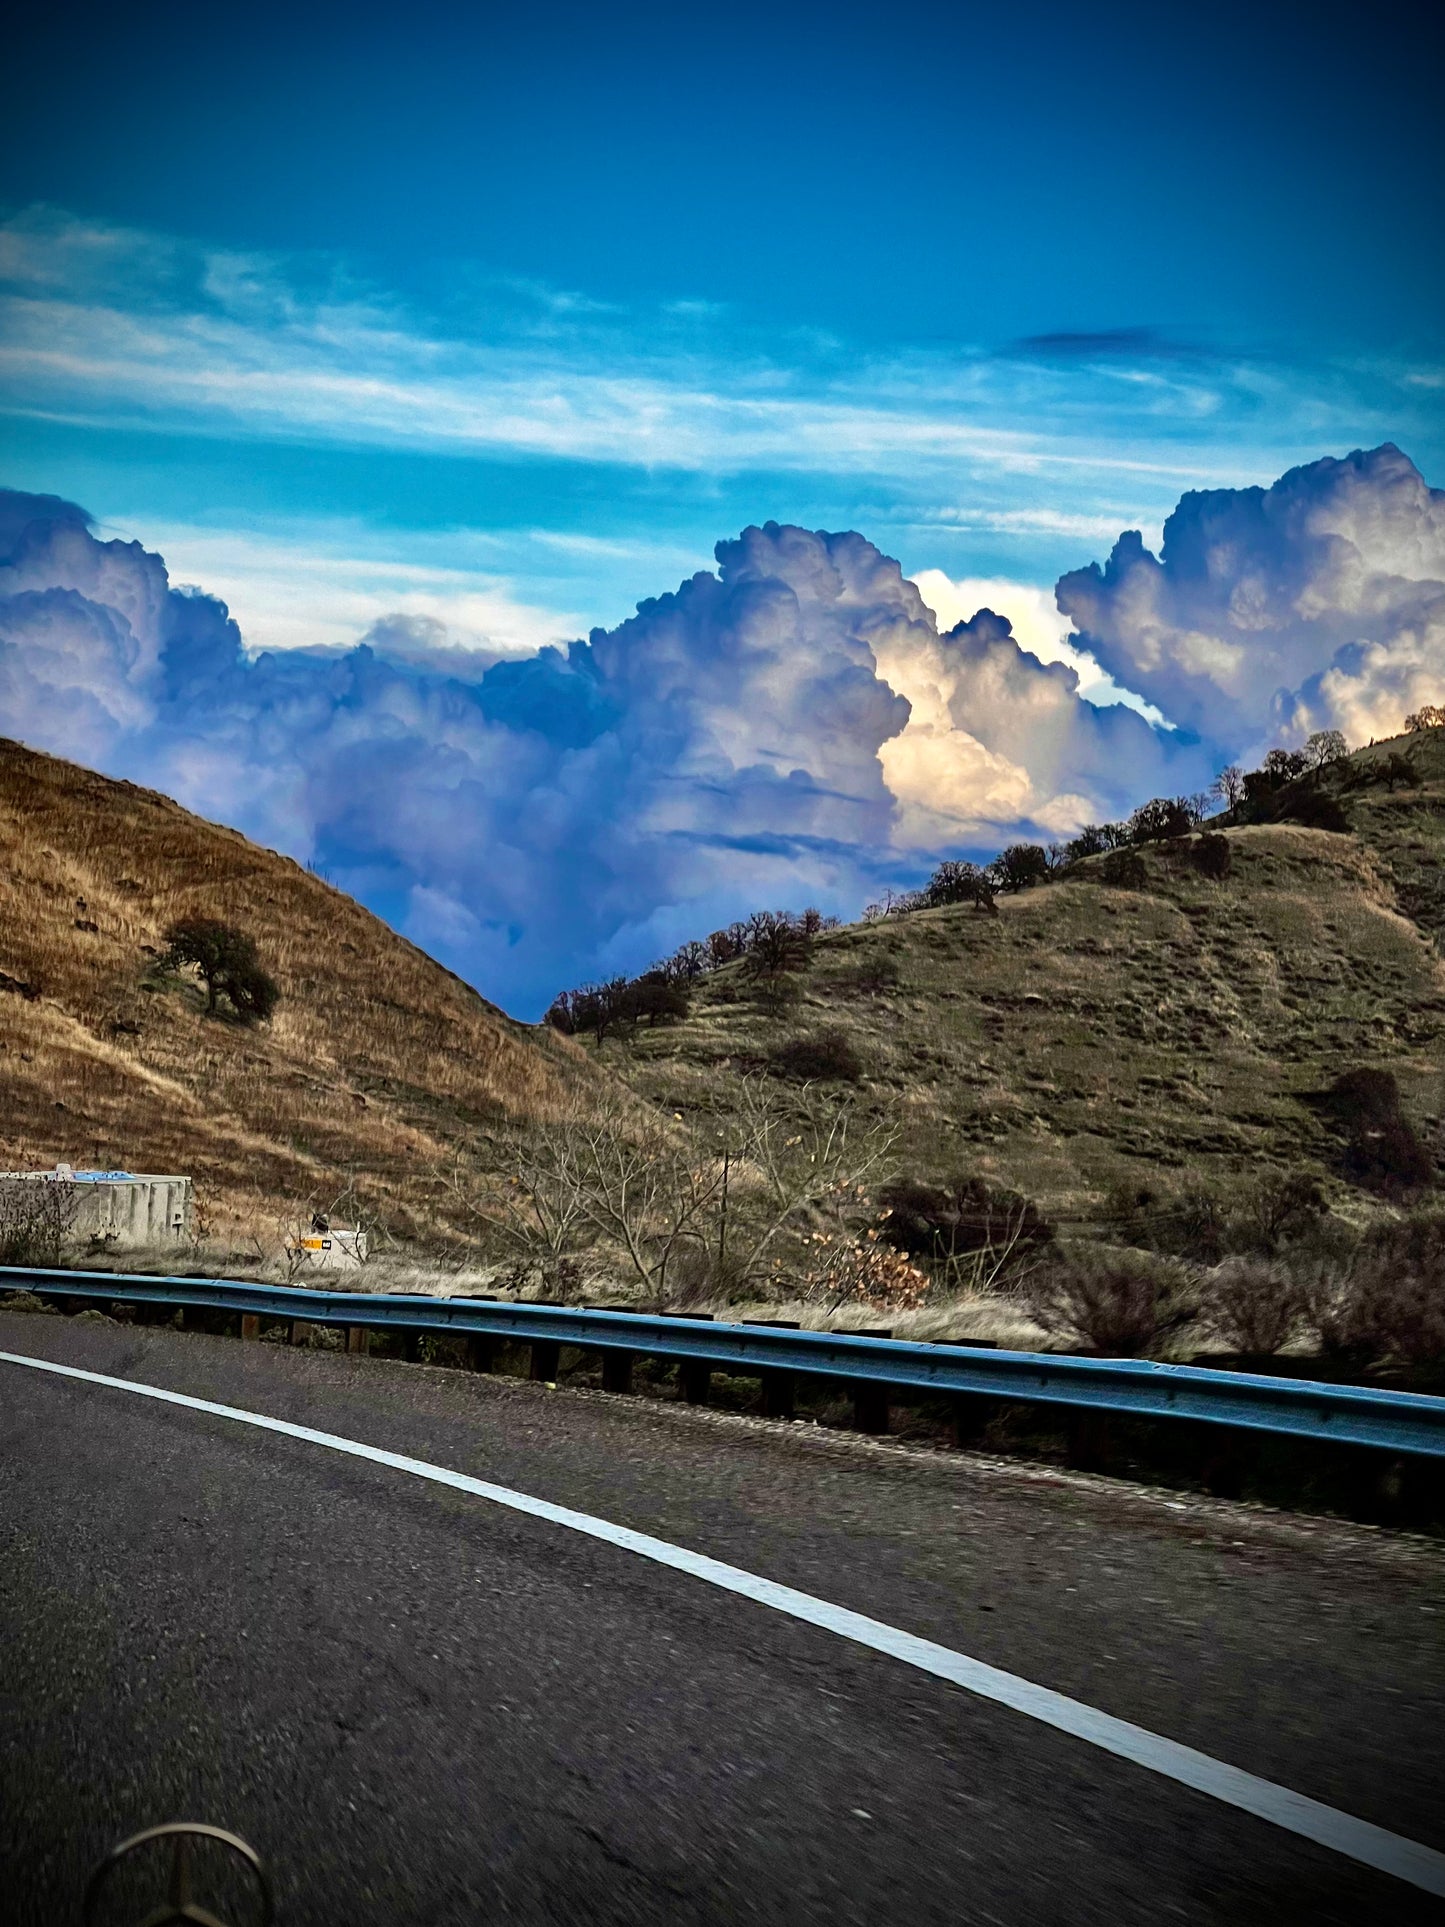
[2, 1307, 1442, 1924]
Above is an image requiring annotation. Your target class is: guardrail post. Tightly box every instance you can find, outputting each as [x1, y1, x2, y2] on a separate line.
[240, 1314, 260, 1342]
[853, 1383, 889, 1434]
[1192, 1420, 1249, 1499]
[951, 1394, 993, 1446]
[346, 1326, 371, 1356]
[744, 1318, 798, 1420]
[464, 1333, 497, 1372]
[836, 1327, 892, 1434]
[601, 1349, 634, 1395]
[665, 1312, 715, 1404]
[530, 1339, 561, 1383]
[936, 1340, 999, 1446]
[592, 1308, 638, 1393]
[290, 1320, 310, 1346]
[1066, 1409, 1112, 1472]
[679, 1360, 711, 1403]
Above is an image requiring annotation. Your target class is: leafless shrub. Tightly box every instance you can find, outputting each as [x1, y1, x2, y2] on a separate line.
[1027, 1247, 1199, 1356]
[1188, 832, 1232, 880]
[1199, 1257, 1305, 1355]
[877, 1173, 1053, 1294]
[1097, 849, 1148, 890]
[835, 953, 901, 996]
[445, 1081, 899, 1310]
[1307, 1215, 1445, 1364]
[1106, 1172, 1327, 1263]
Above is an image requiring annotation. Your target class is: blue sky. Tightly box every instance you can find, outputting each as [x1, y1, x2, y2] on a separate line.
[2, 1, 1443, 1012]
[2, 0, 1441, 648]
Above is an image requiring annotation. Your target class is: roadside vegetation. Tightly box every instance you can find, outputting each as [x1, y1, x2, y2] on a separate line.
[4, 722, 1443, 1386]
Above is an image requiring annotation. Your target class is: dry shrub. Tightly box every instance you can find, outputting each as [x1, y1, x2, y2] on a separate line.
[878, 1173, 1053, 1288]
[1189, 832, 1232, 880]
[1098, 850, 1148, 890]
[1321, 1068, 1434, 1197]
[838, 954, 901, 996]
[769, 1029, 863, 1082]
[1309, 1215, 1445, 1364]
[1106, 1172, 1327, 1263]
[1027, 1247, 1198, 1356]
[1199, 1257, 1304, 1355]
[796, 1226, 932, 1313]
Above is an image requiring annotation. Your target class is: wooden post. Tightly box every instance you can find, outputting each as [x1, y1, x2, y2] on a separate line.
[1066, 1410, 1112, 1472]
[743, 1318, 799, 1421]
[666, 1311, 714, 1405]
[1196, 1422, 1248, 1499]
[346, 1326, 371, 1356]
[530, 1338, 561, 1382]
[679, 1360, 712, 1405]
[852, 1382, 890, 1434]
[289, 1320, 310, 1346]
[464, 1332, 498, 1372]
[761, 1370, 795, 1421]
[935, 1339, 999, 1448]
[601, 1349, 634, 1395]
[836, 1326, 892, 1435]
[951, 1393, 994, 1446]
[240, 1314, 260, 1342]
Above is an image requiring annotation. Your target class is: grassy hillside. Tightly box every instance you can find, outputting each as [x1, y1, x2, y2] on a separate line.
[611, 731, 1445, 1229]
[4, 728, 1440, 1292]
[0, 739, 593, 1252]
[1325, 729, 1445, 952]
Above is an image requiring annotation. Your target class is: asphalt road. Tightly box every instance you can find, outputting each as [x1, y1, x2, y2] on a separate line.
[2, 1307, 1442, 1925]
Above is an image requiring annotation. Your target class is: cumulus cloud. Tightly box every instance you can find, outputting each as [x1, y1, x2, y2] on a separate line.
[7, 451, 1437, 1018]
[911, 569, 1167, 719]
[1, 489, 1210, 1013]
[1056, 442, 1445, 750]
[873, 605, 1193, 847]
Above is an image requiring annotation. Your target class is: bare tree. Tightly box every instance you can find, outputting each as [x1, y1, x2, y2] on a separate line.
[1302, 729, 1348, 771]
[1211, 763, 1246, 809]
[438, 1128, 592, 1297]
[701, 1079, 900, 1291]
[447, 1082, 900, 1311]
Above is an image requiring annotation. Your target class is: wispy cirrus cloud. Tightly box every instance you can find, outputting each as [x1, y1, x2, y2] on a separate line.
[4, 208, 1438, 511]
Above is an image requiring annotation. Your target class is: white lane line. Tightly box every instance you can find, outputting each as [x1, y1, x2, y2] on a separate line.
[6, 1348, 1443, 1898]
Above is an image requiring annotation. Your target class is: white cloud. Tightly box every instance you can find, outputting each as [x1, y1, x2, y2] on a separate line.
[910, 569, 1170, 722]
[6, 207, 1420, 510]
[1, 491, 1202, 1011]
[135, 520, 583, 659]
[5, 444, 1440, 1018]
[1056, 442, 1445, 747]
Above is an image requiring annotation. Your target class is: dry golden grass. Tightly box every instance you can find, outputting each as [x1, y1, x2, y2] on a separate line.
[0, 739, 600, 1252]
[5, 729, 1441, 1295]
[612, 730, 1445, 1230]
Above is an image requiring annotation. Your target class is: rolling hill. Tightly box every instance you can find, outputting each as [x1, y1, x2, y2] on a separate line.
[0, 739, 594, 1255]
[610, 730, 1445, 1230]
[4, 728, 1441, 1285]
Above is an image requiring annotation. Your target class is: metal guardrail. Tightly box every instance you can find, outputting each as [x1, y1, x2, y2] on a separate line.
[4, 1264, 1444, 1459]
